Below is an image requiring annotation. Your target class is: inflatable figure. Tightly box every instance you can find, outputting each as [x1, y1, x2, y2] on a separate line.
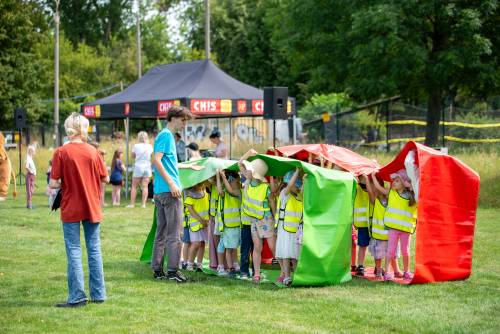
[0, 132, 17, 201]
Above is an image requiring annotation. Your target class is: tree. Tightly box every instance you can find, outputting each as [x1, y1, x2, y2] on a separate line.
[0, 0, 46, 127]
[277, 0, 500, 145]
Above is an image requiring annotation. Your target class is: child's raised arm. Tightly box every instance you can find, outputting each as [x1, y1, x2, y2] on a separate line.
[238, 149, 258, 174]
[215, 169, 224, 196]
[221, 170, 240, 197]
[371, 171, 389, 195]
[363, 174, 376, 204]
[283, 168, 300, 196]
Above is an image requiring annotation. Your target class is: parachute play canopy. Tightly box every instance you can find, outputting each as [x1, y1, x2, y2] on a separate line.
[269, 144, 380, 176]
[81, 59, 295, 119]
[140, 156, 356, 286]
[377, 142, 480, 284]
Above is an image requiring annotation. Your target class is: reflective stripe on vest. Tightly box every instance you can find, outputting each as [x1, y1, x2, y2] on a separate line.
[240, 213, 255, 226]
[217, 192, 241, 231]
[275, 194, 303, 233]
[186, 192, 210, 232]
[242, 182, 270, 219]
[209, 185, 219, 217]
[371, 198, 388, 240]
[383, 189, 417, 234]
[353, 185, 370, 228]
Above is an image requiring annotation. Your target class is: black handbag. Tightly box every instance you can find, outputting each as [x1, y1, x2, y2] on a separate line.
[51, 189, 62, 211]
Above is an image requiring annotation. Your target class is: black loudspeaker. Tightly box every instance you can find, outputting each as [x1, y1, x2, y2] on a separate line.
[263, 87, 288, 120]
[14, 108, 27, 129]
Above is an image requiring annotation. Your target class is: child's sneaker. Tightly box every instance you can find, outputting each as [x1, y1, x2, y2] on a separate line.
[403, 271, 413, 280]
[233, 262, 240, 272]
[240, 273, 249, 280]
[196, 263, 203, 272]
[351, 265, 357, 272]
[394, 270, 404, 278]
[276, 275, 285, 283]
[283, 277, 292, 287]
[356, 265, 365, 276]
[384, 272, 394, 281]
[167, 270, 188, 283]
[186, 263, 194, 271]
[374, 267, 384, 278]
[217, 268, 227, 276]
[228, 269, 237, 278]
[181, 262, 187, 270]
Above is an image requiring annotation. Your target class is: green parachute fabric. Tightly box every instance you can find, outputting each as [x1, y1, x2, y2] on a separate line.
[139, 155, 355, 286]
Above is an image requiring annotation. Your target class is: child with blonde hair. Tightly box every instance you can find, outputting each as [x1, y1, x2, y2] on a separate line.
[184, 181, 210, 271]
[25, 145, 36, 209]
[372, 169, 417, 281]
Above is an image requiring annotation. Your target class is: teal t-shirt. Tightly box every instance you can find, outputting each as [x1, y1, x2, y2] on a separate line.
[153, 128, 182, 194]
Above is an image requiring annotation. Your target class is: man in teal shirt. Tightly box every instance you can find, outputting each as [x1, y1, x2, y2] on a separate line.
[152, 106, 200, 282]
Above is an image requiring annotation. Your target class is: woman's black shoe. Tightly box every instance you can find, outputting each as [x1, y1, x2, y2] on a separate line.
[55, 300, 87, 308]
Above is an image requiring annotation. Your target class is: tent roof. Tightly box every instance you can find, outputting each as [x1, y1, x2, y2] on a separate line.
[86, 59, 263, 106]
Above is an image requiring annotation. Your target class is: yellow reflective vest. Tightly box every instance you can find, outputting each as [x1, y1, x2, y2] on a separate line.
[185, 191, 210, 232]
[209, 184, 219, 217]
[275, 193, 303, 233]
[370, 197, 388, 241]
[217, 192, 241, 231]
[383, 189, 417, 234]
[353, 184, 370, 228]
[241, 182, 270, 220]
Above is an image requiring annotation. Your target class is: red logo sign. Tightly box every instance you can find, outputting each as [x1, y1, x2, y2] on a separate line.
[190, 99, 220, 114]
[83, 106, 96, 118]
[252, 100, 264, 114]
[124, 103, 130, 116]
[237, 100, 247, 113]
[157, 100, 177, 116]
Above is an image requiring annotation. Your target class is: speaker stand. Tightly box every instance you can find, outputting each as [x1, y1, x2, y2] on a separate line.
[17, 129, 24, 187]
[273, 119, 276, 148]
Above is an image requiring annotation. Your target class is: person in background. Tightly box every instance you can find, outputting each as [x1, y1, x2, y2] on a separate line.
[45, 159, 58, 207]
[90, 141, 108, 207]
[209, 130, 229, 159]
[25, 145, 36, 209]
[127, 131, 153, 208]
[110, 149, 125, 206]
[353, 176, 371, 276]
[175, 132, 186, 162]
[187, 142, 202, 161]
[49, 113, 108, 308]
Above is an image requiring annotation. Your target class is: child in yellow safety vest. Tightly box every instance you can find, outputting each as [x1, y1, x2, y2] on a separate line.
[364, 174, 402, 278]
[184, 181, 210, 271]
[238, 149, 276, 283]
[215, 169, 242, 277]
[353, 177, 371, 276]
[372, 169, 417, 281]
[275, 168, 304, 287]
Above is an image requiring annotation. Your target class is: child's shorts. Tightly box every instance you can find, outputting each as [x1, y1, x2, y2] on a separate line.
[223, 227, 241, 249]
[217, 235, 225, 253]
[357, 227, 370, 247]
[251, 216, 275, 239]
[181, 226, 191, 243]
[368, 239, 388, 260]
[189, 227, 208, 242]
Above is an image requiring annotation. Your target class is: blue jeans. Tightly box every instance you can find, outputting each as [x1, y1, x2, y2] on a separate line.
[62, 221, 106, 303]
[240, 225, 254, 276]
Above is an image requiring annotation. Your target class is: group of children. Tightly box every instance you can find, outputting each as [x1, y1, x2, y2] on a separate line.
[179, 149, 304, 286]
[352, 169, 417, 281]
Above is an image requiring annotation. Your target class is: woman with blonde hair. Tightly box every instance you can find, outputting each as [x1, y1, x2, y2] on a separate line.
[127, 131, 153, 208]
[49, 112, 109, 307]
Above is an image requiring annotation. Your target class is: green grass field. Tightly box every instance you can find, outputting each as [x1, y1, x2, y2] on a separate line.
[1, 147, 499, 333]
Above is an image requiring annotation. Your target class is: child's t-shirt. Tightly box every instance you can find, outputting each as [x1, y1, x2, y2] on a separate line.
[25, 155, 36, 175]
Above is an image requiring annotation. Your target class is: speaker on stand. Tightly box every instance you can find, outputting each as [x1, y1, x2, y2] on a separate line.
[263, 87, 288, 148]
[14, 108, 27, 187]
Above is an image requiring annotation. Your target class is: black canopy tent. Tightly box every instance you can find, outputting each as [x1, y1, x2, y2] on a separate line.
[81, 59, 296, 197]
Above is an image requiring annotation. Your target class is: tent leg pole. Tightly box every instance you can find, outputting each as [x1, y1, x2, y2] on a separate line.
[229, 117, 232, 159]
[273, 119, 276, 148]
[292, 115, 297, 145]
[125, 117, 129, 200]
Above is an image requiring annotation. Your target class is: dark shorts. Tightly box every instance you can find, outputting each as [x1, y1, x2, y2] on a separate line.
[357, 227, 370, 247]
[110, 179, 122, 186]
[181, 226, 191, 243]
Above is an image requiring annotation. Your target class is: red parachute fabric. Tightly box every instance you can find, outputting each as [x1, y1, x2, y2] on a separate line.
[269, 144, 379, 176]
[377, 142, 480, 284]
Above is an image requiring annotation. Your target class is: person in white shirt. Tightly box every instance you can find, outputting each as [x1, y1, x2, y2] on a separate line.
[25, 145, 37, 209]
[127, 131, 154, 208]
[209, 131, 229, 159]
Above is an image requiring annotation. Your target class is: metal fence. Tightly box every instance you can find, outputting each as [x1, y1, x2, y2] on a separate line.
[303, 97, 500, 151]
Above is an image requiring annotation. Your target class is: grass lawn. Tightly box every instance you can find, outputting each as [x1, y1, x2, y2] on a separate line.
[0, 179, 499, 334]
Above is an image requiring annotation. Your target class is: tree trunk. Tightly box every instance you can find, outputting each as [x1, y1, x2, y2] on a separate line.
[424, 89, 442, 146]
